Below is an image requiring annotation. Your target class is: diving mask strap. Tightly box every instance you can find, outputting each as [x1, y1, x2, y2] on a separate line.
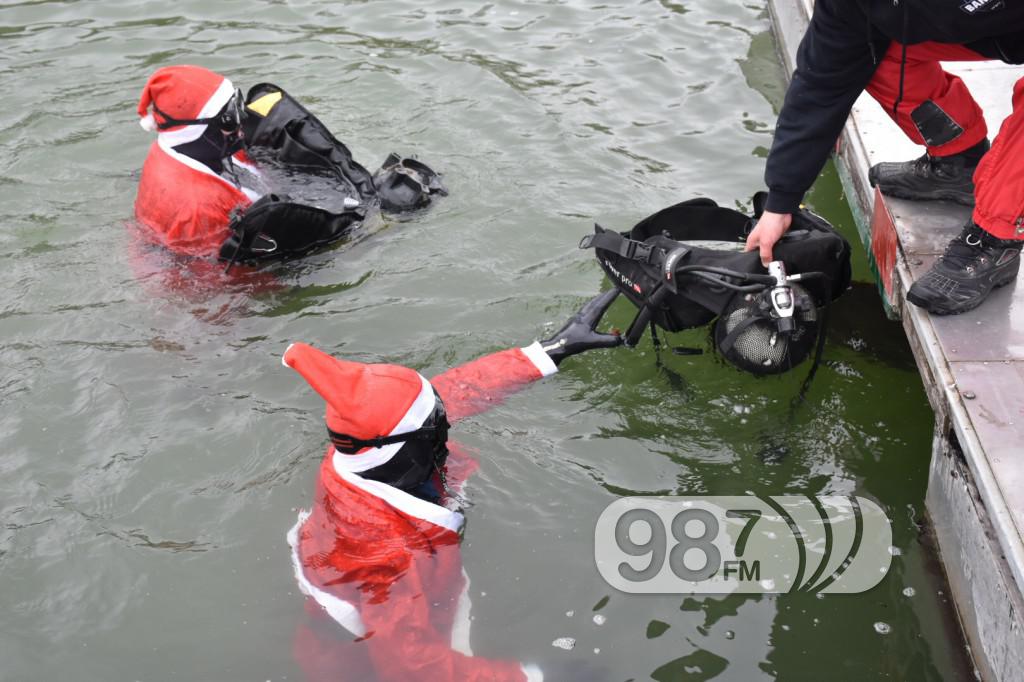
[328, 421, 449, 454]
[151, 89, 244, 132]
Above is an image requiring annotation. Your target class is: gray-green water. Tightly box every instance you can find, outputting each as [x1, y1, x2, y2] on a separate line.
[0, 1, 973, 680]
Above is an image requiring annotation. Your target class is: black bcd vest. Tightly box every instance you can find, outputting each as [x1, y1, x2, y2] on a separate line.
[581, 193, 852, 334]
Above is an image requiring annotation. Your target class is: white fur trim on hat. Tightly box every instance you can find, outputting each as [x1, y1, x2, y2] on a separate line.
[155, 77, 236, 147]
[139, 112, 157, 132]
[331, 372, 437, 474]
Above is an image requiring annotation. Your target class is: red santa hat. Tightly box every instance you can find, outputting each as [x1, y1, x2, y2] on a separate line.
[282, 342, 438, 470]
[136, 64, 236, 137]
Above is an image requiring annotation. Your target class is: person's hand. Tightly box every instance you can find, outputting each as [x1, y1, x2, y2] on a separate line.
[540, 290, 622, 366]
[745, 210, 793, 266]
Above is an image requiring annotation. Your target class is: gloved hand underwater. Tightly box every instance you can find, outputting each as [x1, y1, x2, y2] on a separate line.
[540, 290, 623, 366]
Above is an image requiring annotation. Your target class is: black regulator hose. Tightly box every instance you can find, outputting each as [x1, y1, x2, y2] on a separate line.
[624, 284, 671, 347]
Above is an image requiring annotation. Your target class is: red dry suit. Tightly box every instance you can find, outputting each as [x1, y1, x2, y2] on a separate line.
[134, 137, 261, 257]
[289, 343, 558, 682]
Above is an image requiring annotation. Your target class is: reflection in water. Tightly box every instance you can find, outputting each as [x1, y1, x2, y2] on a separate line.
[126, 222, 286, 306]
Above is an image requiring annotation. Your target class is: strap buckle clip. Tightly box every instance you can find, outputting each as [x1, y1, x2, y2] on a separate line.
[619, 240, 653, 262]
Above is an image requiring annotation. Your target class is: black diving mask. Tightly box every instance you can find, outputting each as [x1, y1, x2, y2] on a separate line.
[152, 88, 245, 134]
[329, 389, 451, 492]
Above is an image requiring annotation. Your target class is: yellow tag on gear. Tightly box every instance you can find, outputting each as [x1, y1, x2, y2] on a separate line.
[247, 91, 283, 117]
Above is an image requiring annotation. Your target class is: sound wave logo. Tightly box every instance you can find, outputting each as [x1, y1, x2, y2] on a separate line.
[594, 496, 893, 594]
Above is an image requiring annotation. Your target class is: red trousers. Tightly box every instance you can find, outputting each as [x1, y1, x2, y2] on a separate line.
[866, 42, 1024, 240]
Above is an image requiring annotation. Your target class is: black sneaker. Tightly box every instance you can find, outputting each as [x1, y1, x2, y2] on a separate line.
[868, 139, 989, 206]
[907, 222, 1022, 315]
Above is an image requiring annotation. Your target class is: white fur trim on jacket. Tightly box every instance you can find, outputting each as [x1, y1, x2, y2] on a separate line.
[288, 510, 367, 637]
[520, 341, 558, 377]
[522, 664, 544, 681]
[153, 137, 264, 201]
[154, 139, 261, 201]
[333, 464, 465, 534]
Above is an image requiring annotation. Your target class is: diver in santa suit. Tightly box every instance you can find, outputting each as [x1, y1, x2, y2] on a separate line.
[283, 290, 622, 682]
[134, 65, 446, 262]
[135, 65, 259, 257]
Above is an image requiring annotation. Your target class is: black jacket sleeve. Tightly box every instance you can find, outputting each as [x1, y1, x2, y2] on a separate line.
[764, 0, 889, 214]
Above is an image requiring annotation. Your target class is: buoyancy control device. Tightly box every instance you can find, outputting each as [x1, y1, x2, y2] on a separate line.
[219, 83, 447, 266]
[580, 193, 851, 375]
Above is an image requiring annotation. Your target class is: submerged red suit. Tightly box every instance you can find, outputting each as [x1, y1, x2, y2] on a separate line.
[288, 343, 558, 682]
[135, 136, 261, 257]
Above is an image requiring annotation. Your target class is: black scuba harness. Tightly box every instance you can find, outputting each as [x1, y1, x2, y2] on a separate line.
[217, 83, 447, 270]
[580, 193, 851, 377]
